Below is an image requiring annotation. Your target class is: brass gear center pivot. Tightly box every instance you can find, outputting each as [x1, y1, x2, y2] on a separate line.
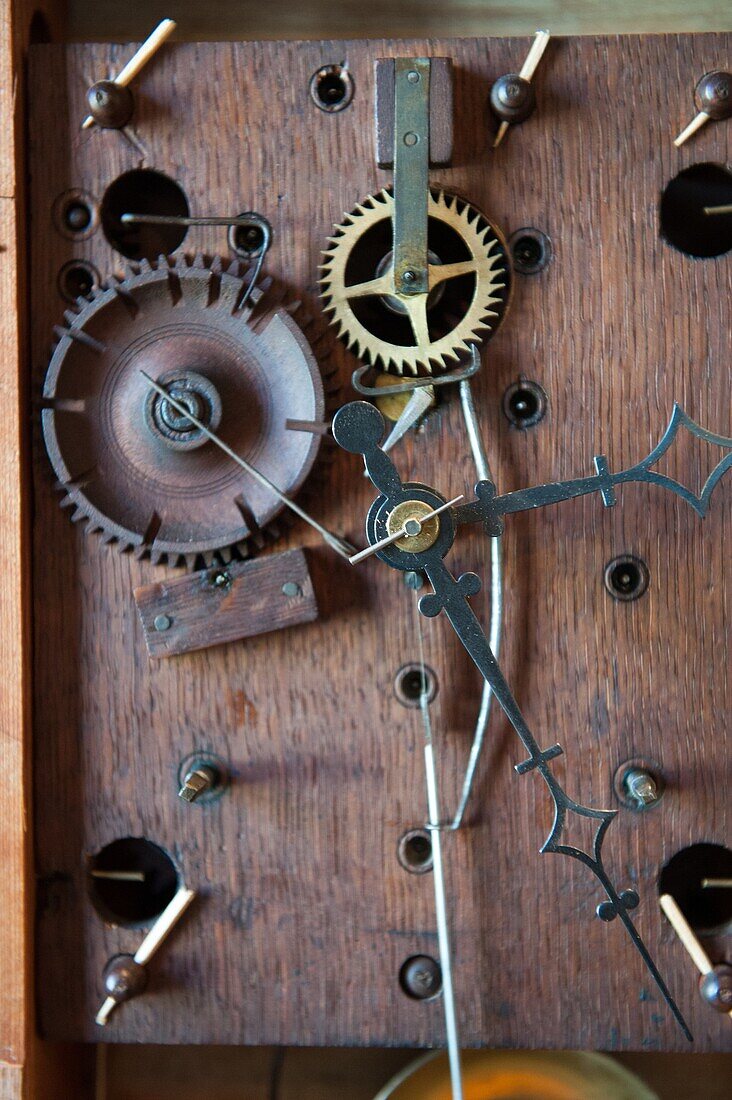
[319, 189, 510, 375]
[42, 255, 324, 568]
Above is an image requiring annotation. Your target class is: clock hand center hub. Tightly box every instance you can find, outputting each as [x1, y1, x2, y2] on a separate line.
[386, 498, 442, 551]
[143, 368, 223, 451]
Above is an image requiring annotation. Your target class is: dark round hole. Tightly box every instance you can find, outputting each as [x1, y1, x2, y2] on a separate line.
[509, 227, 551, 274]
[394, 663, 437, 708]
[88, 837, 179, 927]
[398, 828, 433, 874]
[660, 163, 732, 258]
[57, 260, 99, 303]
[659, 843, 732, 935]
[100, 169, 189, 260]
[309, 64, 354, 113]
[604, 554, 650, 602]
[232, 223, 265, 256]
[502, 379, 547, 428]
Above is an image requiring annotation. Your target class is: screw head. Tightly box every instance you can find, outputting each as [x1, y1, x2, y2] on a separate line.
[403, 571, 424, 590]
[399, 954, 442, 1000]
[153, 614, 171, 632]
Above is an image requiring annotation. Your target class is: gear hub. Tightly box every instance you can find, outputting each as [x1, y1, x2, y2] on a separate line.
[42, 255, 325, 567]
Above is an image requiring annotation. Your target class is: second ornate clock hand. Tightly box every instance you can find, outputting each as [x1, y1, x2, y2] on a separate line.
[334, 398, 695, 1042]
[140, 372, 354, 560]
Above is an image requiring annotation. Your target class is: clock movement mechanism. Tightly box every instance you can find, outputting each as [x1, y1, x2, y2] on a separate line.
[24, 28, 731, 1071]
[42, 254, 325, 567]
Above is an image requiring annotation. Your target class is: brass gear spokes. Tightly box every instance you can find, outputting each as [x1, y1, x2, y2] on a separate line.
[42, 254, 325, 569]
[319, 189, 510, 375]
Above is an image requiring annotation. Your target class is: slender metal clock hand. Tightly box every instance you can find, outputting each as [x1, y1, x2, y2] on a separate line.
[141, 373, 354, 560]
[454, 405, 732, 532]
[333, 399, 697, 1042]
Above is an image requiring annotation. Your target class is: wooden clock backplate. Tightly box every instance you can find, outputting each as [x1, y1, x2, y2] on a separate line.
[28, 35, 730, 1050]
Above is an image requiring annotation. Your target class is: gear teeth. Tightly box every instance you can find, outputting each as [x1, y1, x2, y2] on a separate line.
[319, 186, 509, 375]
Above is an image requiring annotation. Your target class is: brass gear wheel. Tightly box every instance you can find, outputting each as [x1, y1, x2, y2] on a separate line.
[42, 254, 325, 568]
[319, 189, 509, 375]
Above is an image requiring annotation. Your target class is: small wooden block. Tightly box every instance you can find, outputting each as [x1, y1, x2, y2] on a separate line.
[134, 549, 318, 658]
[375, 56, 453, 168]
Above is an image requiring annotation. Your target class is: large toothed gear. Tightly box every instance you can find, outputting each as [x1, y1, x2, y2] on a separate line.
[42, 254, 325, 568]
[319, 189, 510, 375]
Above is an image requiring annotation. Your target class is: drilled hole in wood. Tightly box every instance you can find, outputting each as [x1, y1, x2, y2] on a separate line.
[604, 555, 649, 601]
[398, 828, 433, 874]
[660, 162, 732, 258]
[310, 64, 354, 112]
[100, 169, 189, 260]
[394, 663, 437, 708]
[659, 843, 732, 935]
[57, 260, 100, 303]
[88, 837, 179, 927]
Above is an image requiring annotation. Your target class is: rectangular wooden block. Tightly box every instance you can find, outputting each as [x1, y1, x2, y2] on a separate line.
[375, 56, 453, 167]
[134, 549, 318, 658]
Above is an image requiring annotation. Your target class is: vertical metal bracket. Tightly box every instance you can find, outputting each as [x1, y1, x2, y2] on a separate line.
[393, 58, 431, 296]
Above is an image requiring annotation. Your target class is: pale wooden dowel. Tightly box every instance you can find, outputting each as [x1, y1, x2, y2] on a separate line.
[493, 121, 510, 149]
[82, 19, 176, 129]
[519, 29, 551, 82]
[134, 886, 196, 965]
[674, 110, 710, 148]
[659, 893, 712, 975]
[94, 886, 196, 1026]
[95, 996, 117, 1027]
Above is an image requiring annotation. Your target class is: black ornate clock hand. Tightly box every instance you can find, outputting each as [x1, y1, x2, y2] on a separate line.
[331, 397, 732, 1043]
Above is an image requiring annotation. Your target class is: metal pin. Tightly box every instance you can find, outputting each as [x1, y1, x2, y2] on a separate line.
[704, 204, 732, 215]
[91, 870, 145, 882]
[82, 19, 176, 130]
[414, 603, 463, 1100]
[493, 30, 550, 148]
[702, 878, 732, 888]
[121, 213, 259, 228]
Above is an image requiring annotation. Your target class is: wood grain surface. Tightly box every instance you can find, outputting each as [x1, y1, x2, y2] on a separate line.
[28, 34, 731, 1053]
[134, 550, 319, 658]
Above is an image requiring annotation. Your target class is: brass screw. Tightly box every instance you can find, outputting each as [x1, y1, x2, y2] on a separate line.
[178, 766, 216, 803]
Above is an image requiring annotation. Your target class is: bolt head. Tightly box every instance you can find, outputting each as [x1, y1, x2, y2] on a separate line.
[399, 954, 442, 1000]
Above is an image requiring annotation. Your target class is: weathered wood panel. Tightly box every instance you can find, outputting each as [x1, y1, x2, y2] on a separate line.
[28, 35, 731, 1052]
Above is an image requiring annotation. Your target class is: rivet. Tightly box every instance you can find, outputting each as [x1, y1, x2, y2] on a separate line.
[282, 581, 302, 598]
[153, 614, 171, 632]
[403, 131, 419, 146]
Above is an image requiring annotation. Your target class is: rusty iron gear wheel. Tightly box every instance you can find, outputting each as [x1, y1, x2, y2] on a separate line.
[42, 254, 325, 568]
[319, 188, 510, 375]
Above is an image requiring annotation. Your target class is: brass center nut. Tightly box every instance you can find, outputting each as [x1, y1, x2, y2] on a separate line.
[386, 499, 442, 552]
